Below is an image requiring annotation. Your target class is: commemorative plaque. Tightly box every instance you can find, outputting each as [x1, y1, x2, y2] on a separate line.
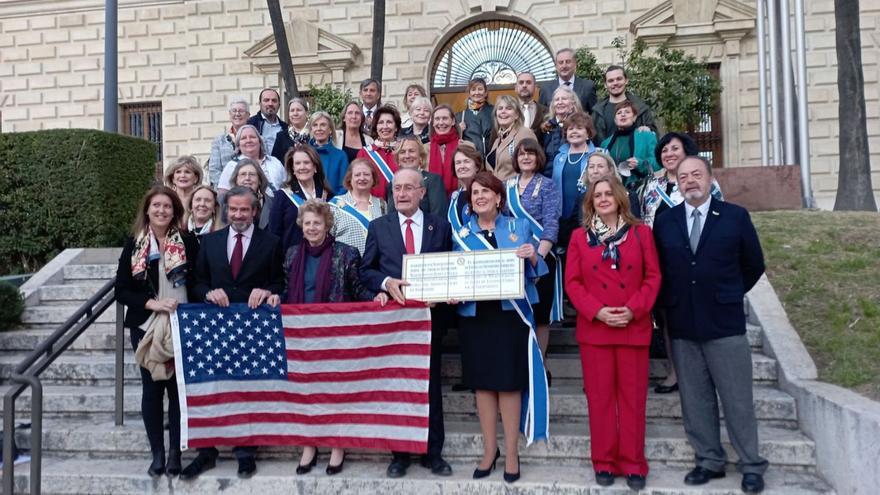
[402, 249, 525, 303]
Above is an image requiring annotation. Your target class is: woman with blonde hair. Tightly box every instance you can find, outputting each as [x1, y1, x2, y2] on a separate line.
[541, 86, 584, 166]
[184, 185, 223, 238]
[164, 155, 203, 206]
[402, 96, 432, 144]
[486, 95, 537, 181]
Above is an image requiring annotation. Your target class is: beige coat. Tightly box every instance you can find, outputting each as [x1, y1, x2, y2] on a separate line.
[488, 125, 537, 181]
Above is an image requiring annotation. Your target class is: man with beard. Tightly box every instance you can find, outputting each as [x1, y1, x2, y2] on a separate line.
[516, 71, 548, 137]
[591, 66, 656, 144]
[652, 157, 768, 494]
[247, 88, 288, 154]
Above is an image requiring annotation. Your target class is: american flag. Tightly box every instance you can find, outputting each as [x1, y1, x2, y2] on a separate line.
[171, 301, 433, 453]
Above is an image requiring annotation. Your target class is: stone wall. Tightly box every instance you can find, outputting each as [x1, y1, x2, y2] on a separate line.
[0, 0, 877, 209]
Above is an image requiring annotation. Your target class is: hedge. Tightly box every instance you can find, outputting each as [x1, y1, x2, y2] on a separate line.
[0, 129, 157, 274]
[0, 282, 24, 332]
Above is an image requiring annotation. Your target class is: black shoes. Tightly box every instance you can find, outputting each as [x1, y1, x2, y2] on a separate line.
[147, 451, 165, 478]
[179, 453, 217, 481]
[741, 473, 765, 493]
[626, 474, 646, 490]
[326, 454, 346, 476]
[420, 455, 452, 476]
[654, 382, 679, 394]
[684, 466, 726, 485]
[595, 471, 615, 486]
[502, 457, 520, 484]
[237, 457, 257, 479]
[386, 457, 411, 478]
[165, 449, 181, 477]
[472, 448, 500, 479]
[296, 452, 318, 475]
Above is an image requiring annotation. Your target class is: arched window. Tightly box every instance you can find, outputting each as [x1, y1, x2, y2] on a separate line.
[431, 20, 556, 90]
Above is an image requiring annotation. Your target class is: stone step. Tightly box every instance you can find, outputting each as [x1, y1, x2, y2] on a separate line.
[11, 458, 834, 495]
[38, 282, 108, 303]
[0, 384, 798, 425]
[62, 264, 117, 281]
[0, 351, 778, 386]
[0, 323, 119, 351]
[15, 419, 818, 468]
[20, 304, 118, 325]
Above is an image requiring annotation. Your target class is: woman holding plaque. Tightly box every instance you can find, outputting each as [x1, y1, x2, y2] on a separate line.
[564, 177, 661, 490]
[453, 171, 548, 484]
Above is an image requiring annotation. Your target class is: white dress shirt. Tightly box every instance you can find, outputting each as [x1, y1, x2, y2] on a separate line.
[381, 209, 425, 291]
[684, 197, 712, 236]
[227, 224, 255, 261]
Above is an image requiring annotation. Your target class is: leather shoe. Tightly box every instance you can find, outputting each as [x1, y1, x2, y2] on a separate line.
[179, 453, 216, 481]
[684, 466, 725, 485]
[420, 455, 452, 476]
[741, 473, 765, 493]
[654, 382, 679, 394]
[296, 452, 318, 475]
[595, 471, 615, 486]
[386, 457, 410, 478]
[326, 454, 346, 476]
[147, 451, 165, 478]
[237, 457, 257, 479]
[165, 450, 182, 477]
[626, 474, 646, 490]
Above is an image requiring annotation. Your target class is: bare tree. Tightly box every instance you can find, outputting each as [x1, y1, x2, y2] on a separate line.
[370, 0, 386, 82]
[833, 0, 876, 211]
[267, 0, 299, 99]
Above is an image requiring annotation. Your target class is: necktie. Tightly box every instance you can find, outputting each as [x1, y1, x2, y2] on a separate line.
[404, 219, 415, 255]
[689, 209, 702, 254]
[231, 232, 243, 278]
[522, 104, 531, 127]
[564, 80, 572, 87]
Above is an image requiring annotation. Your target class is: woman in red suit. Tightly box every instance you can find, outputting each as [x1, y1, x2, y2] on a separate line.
[564, 177, 661, 490]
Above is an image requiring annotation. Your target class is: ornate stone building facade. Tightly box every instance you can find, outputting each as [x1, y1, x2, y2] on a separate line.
[0, 0, 877, 208]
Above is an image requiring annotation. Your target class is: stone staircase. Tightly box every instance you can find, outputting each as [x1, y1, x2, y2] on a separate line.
[1, 253, 835, 494]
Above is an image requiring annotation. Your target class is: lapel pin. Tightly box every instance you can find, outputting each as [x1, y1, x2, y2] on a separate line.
[711, 210, 720, 216]
[428, 224, 434, 231]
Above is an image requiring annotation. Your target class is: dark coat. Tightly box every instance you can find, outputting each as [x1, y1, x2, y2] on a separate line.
[457, 105, 494, 158]
[538, 77, 597, 112]
[192, 225, 285, 303]
[247, 113, 288, 137]
[268, 182, 328, 253]
[653, 198, 765, 342]
[115, 233, 200, 329]
[591, 91, 657, 145]
[282, 241, 375, 302]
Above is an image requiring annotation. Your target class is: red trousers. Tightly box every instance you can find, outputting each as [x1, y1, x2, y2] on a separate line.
[579, 344, 650, 476]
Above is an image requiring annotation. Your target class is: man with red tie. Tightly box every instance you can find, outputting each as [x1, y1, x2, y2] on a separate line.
[360, 168, 453, 478]
[180, 186, 285, 481]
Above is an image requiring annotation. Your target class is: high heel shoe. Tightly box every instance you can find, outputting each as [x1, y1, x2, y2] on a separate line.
[503, 457, 520, 483]
[165, 449, 181, 477]
[296, 449, 318, 475]
[325, 453, 346, 475]
[147, 450, 165, 478]
[472, 448, 500, 479]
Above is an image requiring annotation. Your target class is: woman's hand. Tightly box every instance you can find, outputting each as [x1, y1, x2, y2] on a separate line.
[459, 121, 467, 133]
[145, 298, 178, 313]
[516, 243, 538, 266]
[537, 240, 553, 259]
[596, 307, 629, 328]
[626, 157, 639, 170]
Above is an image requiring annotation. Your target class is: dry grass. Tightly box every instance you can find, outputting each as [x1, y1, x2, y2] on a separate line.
[753, 210, 880, 400]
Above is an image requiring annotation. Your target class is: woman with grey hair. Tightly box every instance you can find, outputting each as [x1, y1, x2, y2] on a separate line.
[208, 96, 249, 186]
[217, 124, 286, 194]
[223, 158, 274, 229]
[401, 96, 432, 144]
[308, 111, 349, 195]
[541, 86, 583, 168]
[271, 97, 311, 162]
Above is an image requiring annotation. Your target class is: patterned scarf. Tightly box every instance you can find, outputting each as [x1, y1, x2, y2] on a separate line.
[187, 217, 214, 237]
[288, 126, 310, 146]
[467, 98, 485, 114]
[131, 227, 188, 287]
[587, 215, 630, 270]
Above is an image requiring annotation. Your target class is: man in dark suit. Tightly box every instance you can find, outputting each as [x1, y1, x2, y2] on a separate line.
[180, 186, 285, 481]
[653, 157, 768, 494]
[538, 48, 597, 111]
[361, 168, 454, 478]
[516, 71, 548, 137]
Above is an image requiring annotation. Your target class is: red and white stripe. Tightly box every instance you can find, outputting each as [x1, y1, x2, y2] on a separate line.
[180, 301, 432, 453]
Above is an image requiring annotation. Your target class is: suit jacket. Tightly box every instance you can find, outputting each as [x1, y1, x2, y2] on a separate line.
[653, 198, 765, 341]
[457, 105, 495, 158]
[524, 101, 548, 137]
[282, 241, 375, 302]
[360, 210, 452, 292]
[538, 77, 597, 112]
[193, 225, 285, 303]
[564, 224, 660, 346]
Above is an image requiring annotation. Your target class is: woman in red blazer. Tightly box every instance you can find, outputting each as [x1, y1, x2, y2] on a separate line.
[564, 177, 661, 490]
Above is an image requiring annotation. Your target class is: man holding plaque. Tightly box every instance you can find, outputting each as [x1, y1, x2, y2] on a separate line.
[360, 168, 453, 478]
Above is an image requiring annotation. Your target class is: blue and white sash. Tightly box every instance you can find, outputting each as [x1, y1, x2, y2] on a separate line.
[506, 178, 564, 323]
[364, 146, 394, 183]
[330, 196, 370, 233]
[448, 189, 471, 248]
[655, 181, 676, 208]
[282, 188, 306, 208]
[452, 226, 550, 445]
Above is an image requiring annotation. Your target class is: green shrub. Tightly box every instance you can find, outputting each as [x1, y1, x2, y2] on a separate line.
[0, 282, 24, 332]
[308, 84, 354, 127]
[0, 129, 156, 274]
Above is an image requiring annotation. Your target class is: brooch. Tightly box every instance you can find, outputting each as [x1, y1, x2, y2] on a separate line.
[509, 233, 519, 242]
[334, 198, 346, 207]
[459, 227, 470, 238]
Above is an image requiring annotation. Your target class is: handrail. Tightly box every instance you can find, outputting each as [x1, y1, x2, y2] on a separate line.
[3, 277, 120, 495]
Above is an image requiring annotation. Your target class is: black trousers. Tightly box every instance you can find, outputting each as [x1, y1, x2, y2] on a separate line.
[393, 308, 446, 461]
[130, 328, 180, 456]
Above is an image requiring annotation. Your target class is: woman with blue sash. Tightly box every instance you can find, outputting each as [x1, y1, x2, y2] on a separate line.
[446, 142, 486, 238]
[356, 105, 401, 199]
[505, 139, 561, 381]
[269, 144, 330, 253]
[329, 158, 386, 255]
[452, 171, 549, 484]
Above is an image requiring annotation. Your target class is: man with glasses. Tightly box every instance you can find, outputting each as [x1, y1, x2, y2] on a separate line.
[208, 97, 250, 186]
[360, 168, 453, 479]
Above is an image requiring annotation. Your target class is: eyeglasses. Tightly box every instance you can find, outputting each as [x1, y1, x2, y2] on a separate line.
[229, 109, 248, 115]
[238, 171, 259, 178]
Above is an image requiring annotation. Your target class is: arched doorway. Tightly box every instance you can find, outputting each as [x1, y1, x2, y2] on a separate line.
[429, 19, 556, 113]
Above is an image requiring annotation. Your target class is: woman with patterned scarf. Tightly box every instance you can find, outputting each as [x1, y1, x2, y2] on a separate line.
[271, 97, 311, 162]
[457, 78, 495, 157]
[563, 177, 661, 491]
[115, 185, 200, 479]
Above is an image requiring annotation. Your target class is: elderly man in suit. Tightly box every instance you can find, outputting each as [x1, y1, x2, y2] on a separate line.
[538, 48, 597, 111]
[179, 186, 285, 481]
[653, 157, 768, 494]
[361, 168, 454, 478]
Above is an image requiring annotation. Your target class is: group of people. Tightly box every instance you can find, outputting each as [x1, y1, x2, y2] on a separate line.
[116, 47, 768, 493]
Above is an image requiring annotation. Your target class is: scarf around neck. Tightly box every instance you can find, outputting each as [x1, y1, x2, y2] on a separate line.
[429, 131, 460, 194]
[286, 235, 335, 304]
[587, 215, 630, 270]
[467, 99, 485, 113]
[131, 227, 188, 288]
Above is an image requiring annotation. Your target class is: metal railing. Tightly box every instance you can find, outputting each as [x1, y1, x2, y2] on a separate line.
[2, 278, 122, 495]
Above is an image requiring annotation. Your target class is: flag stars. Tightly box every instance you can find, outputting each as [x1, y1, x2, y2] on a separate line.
[184, 326, 192, 334]
[197, 361, 205, 369]
[199, 312, 207, 320]
[196, 347, 203, 354]
[189, 370, 196, 377]
[234, 313, 242, 320]
[181, 313, 190, 320]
